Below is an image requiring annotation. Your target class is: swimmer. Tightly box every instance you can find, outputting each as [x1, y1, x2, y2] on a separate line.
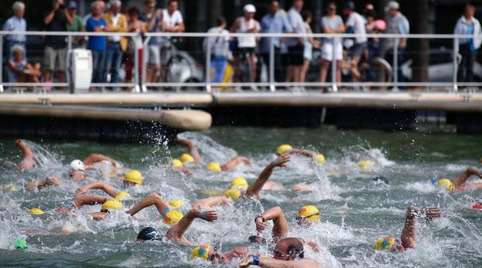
[83, 153, 121, 170]
[25, 160, 94, 191]
[276, 144, 326, 164]
[237, 237, 322, 267]
[171, 159, 194, 175]
[433, 167, 482, 192]
[15, 139, 35, 170]
[373, 206, 441, 253]
[174, 135, 202, 163]
[136, 208, 218, 245]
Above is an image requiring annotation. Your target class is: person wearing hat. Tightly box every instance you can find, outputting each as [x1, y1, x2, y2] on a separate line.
[432, 167, 482, 192]
[230, 4, 261, 88]
[66, 1, 84, 48]
[381, 1, 409, 86]
[373, 206, 441, 253]
[343, 1, 367, 87]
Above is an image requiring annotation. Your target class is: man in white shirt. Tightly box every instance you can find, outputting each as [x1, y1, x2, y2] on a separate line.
[286, 0, 305, 85]
[343, 1, 367, 83]
[3, 1, 27, 60]
[160, 0, 185, 69]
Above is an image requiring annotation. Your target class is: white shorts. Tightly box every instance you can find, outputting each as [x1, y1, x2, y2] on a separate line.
[147, 45, 161, 65]
[303, 43, 313, 61]
[321, 42, 342, 61]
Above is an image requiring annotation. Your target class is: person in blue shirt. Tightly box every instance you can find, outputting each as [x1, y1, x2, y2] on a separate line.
[86, 1, 111, 85]
[3, 2, 27, 60]
[260, 0, 293, 84]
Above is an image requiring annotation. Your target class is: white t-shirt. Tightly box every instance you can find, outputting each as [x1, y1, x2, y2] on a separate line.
[346, 12, 367, 44]
[287, 7, 305, 47]
[160, 9, 184, 44]
[237, 17, 260, 48]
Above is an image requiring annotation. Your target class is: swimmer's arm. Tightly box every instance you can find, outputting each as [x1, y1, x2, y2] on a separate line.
[453, 167, 479, 188]
[15, 139, 34, 169]
[74, 195, 108, 209]
[74, 181, 117, 197]
[221, 156, 252, 171]
[88, 211, 109, 221]
[174, 166, 194, 175]
[246, 154, 290, 198]
[174, 137, 201, 163]
[166, 209, 217, 242]
[83, 153, 118, 167]
[238, 256, 323, 268]
[191, 196, 230, 209]
[25, 175, 60, 191]
[126, 193, 171, 217]
[255, 206, 288, 240]
[288, 149, 316, 158]
[401, 206, 441, 249]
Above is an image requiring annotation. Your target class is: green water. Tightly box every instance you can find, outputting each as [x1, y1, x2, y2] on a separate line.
[0, 126, 481, 267]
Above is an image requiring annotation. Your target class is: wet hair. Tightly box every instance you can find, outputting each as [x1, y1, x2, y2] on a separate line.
[301, 10, 312, 21]
[279, 238, 305, 259]
[248, 235, 267, 244]
[216, 16, 226, 26]
[128, 6, 140, 17]
[137, 227, 160, 241]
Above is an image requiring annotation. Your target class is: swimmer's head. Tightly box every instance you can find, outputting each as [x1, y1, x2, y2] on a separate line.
[101, 199, 123, 212]
[206, 162, 221, 172]
[3, 184, 18, 192]
[180, 153, 194, 163]
[169, 200, 185, 208]
[137, 227, 162, 242]
[27, 207, 45, 215]
[296, 205, 320, 225]
[230, 177, 248, 191]
[114, 191, 132, 201]
[374, 237, 404, 253]
[69, 159, 85, 172]
[359, 160, 373, 171]
[276, 144, 293, 155]
[162, 210, 183, 225]
[172, 159, 183, 168]
[314, 154, 326, 164]
[191, 244, 224, 263]
[225, 189, 242, 201]
[124, 169, 143, 186]
[273, 237, 305, 261]
[13, 238, 28, 250]
[435, 178, 454, 191]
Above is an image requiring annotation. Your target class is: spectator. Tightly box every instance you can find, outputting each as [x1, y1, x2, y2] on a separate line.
[382, 1, 409, 87]
[260, 0, 293, 84]
[319, 1, 345, 90]
[86, 1, 110, 86]
[300, 11, 320, 85]
[454, 4, 481, 85]
[231, 4, 260, 88]
[286, 0, 305, 87]
[3, 1, 27, 60]
[104, 0, 128, 88]
[364, 10, 385, 89]
[7, 45, 41, 87]
[204, 17, 230, 83]
[66, 1, 84, 48]
[125, 6, 147, 84]
[141, 0, 163, 84]
[344, 1, 367, 86]
[83, 0, 105, 26]
[362, 2, 375, 23]
[43, 0, 73, 90]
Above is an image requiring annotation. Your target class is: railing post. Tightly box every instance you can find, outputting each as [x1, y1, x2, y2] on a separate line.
[269, 36, 275, 92]
[453, 38, 459, 92]
[0, 34, 3, 93]
[206, 36, 211, 92]
[133, 36, 141, 93]
[331, 38, 337, 92]
[66, 35, 72, 93]
[141, 36, 151, 92]
[393, 37, 399, 91]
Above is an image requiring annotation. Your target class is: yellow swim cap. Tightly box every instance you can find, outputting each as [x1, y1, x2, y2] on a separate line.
[436, 178, 454, 191]
[315, 154, 326, 164]
[169, 200, 185, 208]
[359, 160, 373, 171]
[27, 208, 45, 215]
[206, 162, 221, 172]
[180, 153, 195, 163]
[191, 244, 211, 259]
[230, 177, 248, 191]
[374, 237, 396, 251]
[276, 144, 293, 155]
[163, 210, 183, 225]
[2, 184, 17, 192]
[225, 189, 242, 201]
[297, 205, 320, 222]
[124, 169, 143, 184]
[102, 199, 123, 211]
[172, 159, 183, 168]
[114, 191, 131, 201]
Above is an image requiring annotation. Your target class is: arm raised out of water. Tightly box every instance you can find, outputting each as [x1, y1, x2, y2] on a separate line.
[288, 148, 316, 158]
[401, 206, 441, 249]
[255, 206, 289, 242]
[83, 153, 119, 169]
[166, 209, 218, 245]
[126, 193, 172, 218]
[221, 156, 252, 171]
[15, 139, 35, 170]
[192, 196, 230, 209]
[246, 154, 290, 199]
[25, 175, 60, 191]
[452, 167, 482, 190]
[174, 136, 201, 163]
[74, 181, 117, 198]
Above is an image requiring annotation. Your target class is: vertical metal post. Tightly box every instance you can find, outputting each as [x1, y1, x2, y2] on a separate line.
[269, 36, 275, 92]
[453, 38, 459, 92]
[141, 36, 151, 92]
[331, 38, 337, 92]
[133, 36, 141, 93]
[66, 35, 72, 93]
[0, 34, 3, 92]
[393, 38, 399, 91]
[206, 36, 211, 92]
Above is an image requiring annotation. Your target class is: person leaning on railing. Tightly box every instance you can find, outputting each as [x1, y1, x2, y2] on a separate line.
[203, 17, 230, 83]
[125, 6, 147, 84]
[66, 1, 84, 49]
[2, 1, 27, 60]
[104, 0, 128, 88]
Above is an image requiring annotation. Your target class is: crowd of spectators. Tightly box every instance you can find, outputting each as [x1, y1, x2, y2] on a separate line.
[1, 0, 480, 91]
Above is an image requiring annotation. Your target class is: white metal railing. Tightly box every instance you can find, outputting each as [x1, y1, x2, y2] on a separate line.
[1, 31, 481, 93]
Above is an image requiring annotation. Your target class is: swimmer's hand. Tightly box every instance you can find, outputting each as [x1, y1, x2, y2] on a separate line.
[195, 209, 218, 222]
[238, 255, 255, 268]
[272, 153, 290, 168]
[238, 157, 252, 167]
[407, 206, 441, 220]
[255, 216, 267, 234]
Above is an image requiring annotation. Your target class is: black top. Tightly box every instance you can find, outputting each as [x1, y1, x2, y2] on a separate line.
[43, 10, 67, 49]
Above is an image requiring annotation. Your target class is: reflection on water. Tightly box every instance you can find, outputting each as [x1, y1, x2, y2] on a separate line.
[1, 127, 482, 267]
